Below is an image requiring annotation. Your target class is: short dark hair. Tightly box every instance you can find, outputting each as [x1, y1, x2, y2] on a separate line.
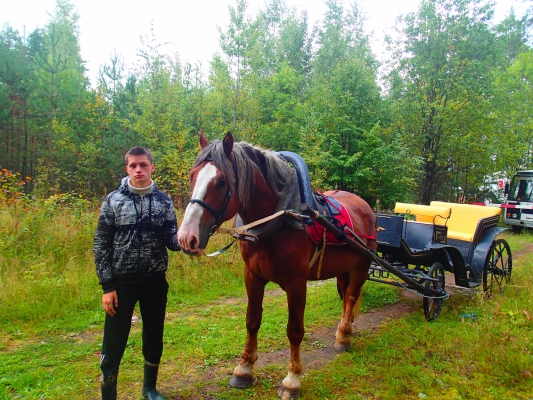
[125, 147, 153, 165]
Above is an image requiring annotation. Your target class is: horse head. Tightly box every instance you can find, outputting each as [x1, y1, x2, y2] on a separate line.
[178, 131, 242, 256]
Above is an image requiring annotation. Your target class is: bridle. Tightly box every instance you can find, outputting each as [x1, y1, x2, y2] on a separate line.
[188, 158, 238, 235]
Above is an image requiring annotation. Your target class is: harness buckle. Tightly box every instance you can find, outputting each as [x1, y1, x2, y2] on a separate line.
[235, 231, 259, 242]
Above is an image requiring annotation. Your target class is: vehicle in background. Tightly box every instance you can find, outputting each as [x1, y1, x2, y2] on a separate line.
[503, 170, 533, 233]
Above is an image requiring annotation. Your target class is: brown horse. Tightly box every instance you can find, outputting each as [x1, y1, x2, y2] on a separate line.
[178, 132, 377, 399]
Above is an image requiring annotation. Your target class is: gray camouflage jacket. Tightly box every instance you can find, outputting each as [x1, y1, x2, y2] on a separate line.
[94, 177, 180, 293]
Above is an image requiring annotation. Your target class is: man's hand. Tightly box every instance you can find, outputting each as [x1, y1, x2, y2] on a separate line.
[102, 291, 118, 316]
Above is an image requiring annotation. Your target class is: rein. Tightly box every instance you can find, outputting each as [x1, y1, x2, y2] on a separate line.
[217, 209, 288, 237]
[204, 209, 288, 257]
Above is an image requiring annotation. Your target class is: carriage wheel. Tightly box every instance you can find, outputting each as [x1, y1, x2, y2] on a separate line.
[483, 239, 512, 297]
[423, 262, 445, 322]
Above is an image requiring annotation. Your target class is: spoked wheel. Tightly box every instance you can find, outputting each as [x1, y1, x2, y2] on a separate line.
[423, 262, 445, 322]
[483, 238, 512, 297]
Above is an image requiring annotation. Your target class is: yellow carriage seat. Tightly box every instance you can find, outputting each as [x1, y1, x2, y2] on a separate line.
[394, 203, 451, 225]
[430, 201, 501, 242]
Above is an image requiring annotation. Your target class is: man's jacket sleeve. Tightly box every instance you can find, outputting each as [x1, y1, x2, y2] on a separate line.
[94, 198, 117, 293]
[162, 202, 181, 252]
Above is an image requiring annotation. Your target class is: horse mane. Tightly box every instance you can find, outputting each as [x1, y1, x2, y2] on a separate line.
[193, 140, 296, 207]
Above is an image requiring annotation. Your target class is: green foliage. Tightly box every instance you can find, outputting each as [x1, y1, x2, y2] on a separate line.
[287, 0, 408, 205]
[0, 169, 31, 207]
[0, 0, 531, 206]
[387, 0, 517, 203]
[254, 62, 304, 150]
[492, 49, 533, 175]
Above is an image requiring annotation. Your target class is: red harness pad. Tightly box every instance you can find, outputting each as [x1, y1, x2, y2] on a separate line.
[308, 201, 355, 245]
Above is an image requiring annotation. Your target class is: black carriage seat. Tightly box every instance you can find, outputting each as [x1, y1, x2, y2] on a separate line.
[374, 203, 453, 279]
[374, 203, 451, 256]
[394, 203, 451, 247]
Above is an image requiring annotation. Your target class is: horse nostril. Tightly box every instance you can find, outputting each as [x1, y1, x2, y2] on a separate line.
[189, 238, 197, 250]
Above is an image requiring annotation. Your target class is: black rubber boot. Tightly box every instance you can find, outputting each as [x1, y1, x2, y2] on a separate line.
[142, 361, 164, 400]
[100, 370, 118, 400]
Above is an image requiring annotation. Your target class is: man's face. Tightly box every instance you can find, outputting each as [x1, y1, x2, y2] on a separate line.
[126, 155, 155, 188]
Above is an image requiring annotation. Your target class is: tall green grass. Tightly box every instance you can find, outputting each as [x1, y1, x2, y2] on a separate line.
[0, 199, 246, 337]
[0, 196, 101, 335]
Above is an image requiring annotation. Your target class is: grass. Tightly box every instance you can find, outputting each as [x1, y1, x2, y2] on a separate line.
[0, 202, 532, 399]
[298, 233, 533, 400]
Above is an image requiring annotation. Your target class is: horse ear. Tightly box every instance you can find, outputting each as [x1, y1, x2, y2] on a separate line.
[223, 131, 234, 159]
[199, 130, 209, 150]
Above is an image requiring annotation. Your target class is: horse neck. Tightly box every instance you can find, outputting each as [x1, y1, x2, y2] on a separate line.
[239, 169, 280, 224]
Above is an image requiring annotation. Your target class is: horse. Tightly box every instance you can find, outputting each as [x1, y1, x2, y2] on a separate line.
[178, 131, 377, 399]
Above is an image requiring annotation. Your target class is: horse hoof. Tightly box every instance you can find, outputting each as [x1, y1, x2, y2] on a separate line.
[334, 342, 351, 352]
[277, 386, 300, 399]
[229, 374, 254, 389]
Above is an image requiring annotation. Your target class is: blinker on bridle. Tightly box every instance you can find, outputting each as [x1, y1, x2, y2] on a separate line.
[188, 157, 238, 235]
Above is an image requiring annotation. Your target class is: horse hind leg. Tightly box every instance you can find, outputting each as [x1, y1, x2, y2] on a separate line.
[335, 267, 367, 352]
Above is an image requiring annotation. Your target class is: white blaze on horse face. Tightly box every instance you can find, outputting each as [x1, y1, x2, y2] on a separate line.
[178, 163, 218, 252]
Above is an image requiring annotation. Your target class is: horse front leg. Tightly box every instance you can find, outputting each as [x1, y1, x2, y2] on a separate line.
[277, 281, 306, 400]
[229, 270, 267, 389]
[335, 267, 367, 352]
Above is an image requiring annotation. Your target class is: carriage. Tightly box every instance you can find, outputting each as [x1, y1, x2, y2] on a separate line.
[300, 199, 512, 322]
[178, 132, 513, 399]
[367, 201, 511, 320]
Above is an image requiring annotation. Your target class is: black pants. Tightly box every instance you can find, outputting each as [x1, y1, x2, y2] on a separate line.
[100, 276, 169, 377]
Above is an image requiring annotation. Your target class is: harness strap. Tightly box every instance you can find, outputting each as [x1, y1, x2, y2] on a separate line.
[187, 157, 237, 233]
[316, 226, 327, 279]
[189, 198, 217, 219]
[216, 209, 287, 236]
[346, 227, 377, 242]
[309, 237, 324, 267]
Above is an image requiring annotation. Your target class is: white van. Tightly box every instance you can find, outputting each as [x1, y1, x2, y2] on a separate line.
[503, 170, 533, 232]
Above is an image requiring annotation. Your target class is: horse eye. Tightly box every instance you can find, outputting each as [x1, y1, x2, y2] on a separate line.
[217, 180, 227, 189]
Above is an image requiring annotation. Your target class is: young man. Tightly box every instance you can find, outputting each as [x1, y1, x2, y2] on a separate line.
[94, 147, 180, 400]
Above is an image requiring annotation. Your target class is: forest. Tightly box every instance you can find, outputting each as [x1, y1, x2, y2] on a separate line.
[1, 0, 531, 209]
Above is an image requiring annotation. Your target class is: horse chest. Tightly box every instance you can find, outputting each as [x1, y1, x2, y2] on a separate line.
[240, 237, 313, 279]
